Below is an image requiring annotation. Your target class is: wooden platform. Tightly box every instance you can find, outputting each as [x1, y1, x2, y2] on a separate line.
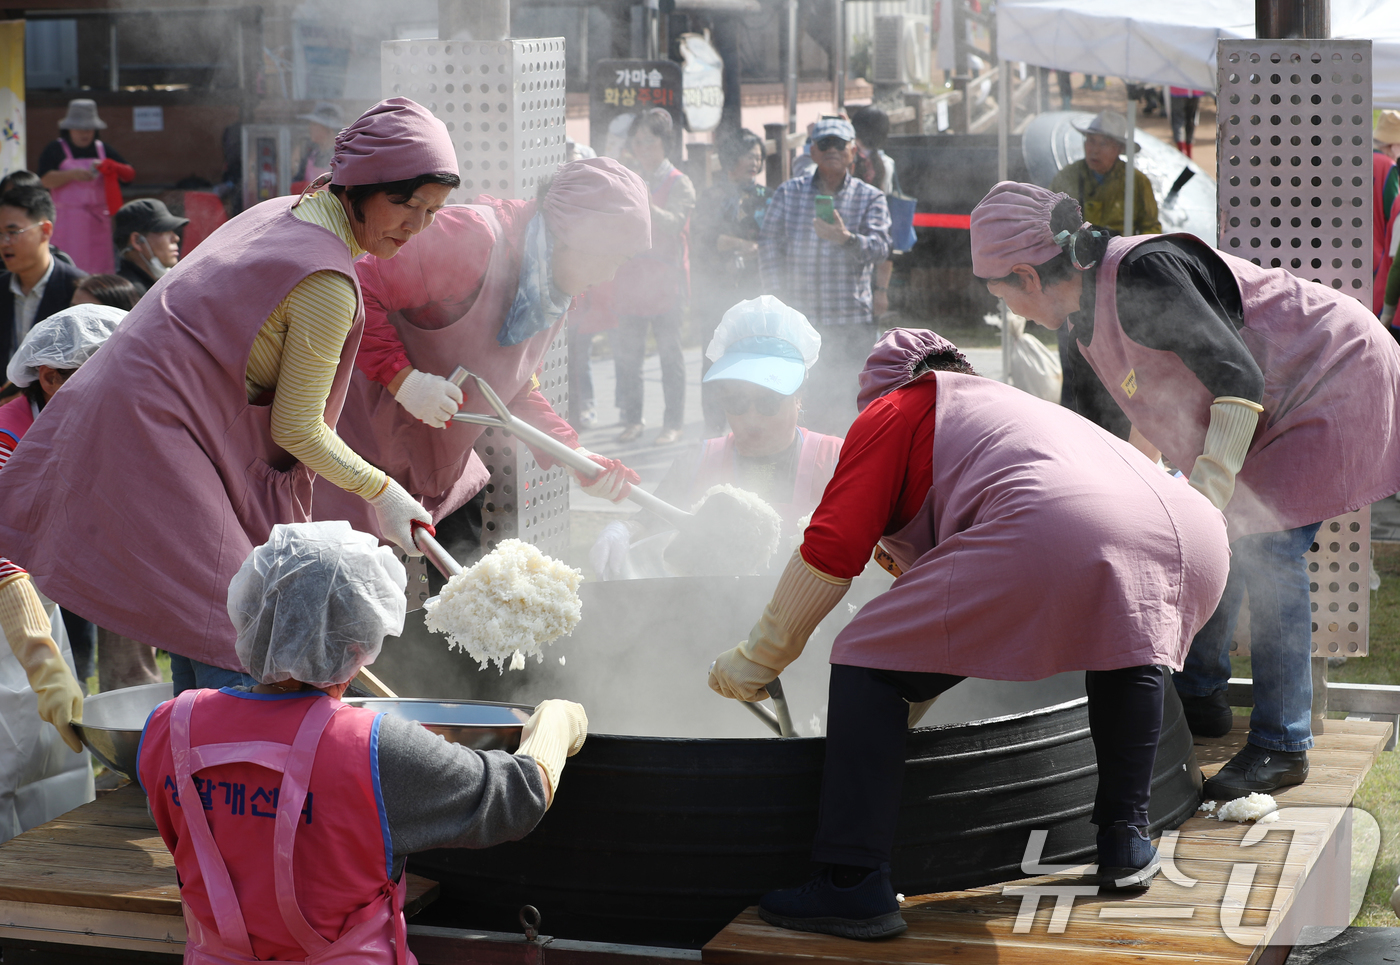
[0, 783, 438, 958]
[703, 717, 1394, 965]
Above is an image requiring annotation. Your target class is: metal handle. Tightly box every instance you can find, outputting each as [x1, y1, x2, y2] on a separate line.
[413, 524, 463, 579]
[448, 367, 694, 526]
[767, 676, 799, 738]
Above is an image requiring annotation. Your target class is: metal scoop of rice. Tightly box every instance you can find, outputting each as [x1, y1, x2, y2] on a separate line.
[424, 539, 583, 672]
[664, 484, 783, 577]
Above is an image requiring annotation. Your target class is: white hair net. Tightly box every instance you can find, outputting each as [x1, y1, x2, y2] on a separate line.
[705, 295, 821, 370]
[7, 304, 126, 387]
[229, 521, 408, 687]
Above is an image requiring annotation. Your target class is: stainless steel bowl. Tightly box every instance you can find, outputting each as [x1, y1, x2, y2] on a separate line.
[343, 698, 533, 751]
[72, 681, 173, 780]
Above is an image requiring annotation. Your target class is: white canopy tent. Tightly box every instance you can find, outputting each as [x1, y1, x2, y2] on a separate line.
[996, 0, 1400, 108]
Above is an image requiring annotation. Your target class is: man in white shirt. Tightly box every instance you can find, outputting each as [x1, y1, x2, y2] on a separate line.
[0, 186, 87, 363]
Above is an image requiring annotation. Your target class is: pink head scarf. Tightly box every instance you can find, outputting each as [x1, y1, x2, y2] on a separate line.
[542, 157, 651, 258]
[969, 181, 1077, 279]
[857, 327, 971, 412]
[330, 97, 458, 187]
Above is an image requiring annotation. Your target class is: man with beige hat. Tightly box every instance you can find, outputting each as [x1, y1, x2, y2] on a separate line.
[1372, 109, 1399, 322]
[36, 99, 133, 274]
[1049, 110, 1161, 237]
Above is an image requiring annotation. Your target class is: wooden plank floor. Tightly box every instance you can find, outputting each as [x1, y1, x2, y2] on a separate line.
[703, 717, 1393, 965]
[0, 782, 438, 922]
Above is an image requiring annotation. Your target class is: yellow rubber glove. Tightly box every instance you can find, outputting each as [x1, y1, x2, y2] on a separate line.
[710, 550, 852, 702]
[1188, 397, 1263, 512]
[0, 575, 84, 753]
[515, 699, 588, 805]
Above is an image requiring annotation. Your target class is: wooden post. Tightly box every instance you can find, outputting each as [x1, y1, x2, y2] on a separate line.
[1313, 656, 1329, 721]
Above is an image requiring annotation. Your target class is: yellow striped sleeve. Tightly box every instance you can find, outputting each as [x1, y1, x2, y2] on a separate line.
[267, 270, 387, 499]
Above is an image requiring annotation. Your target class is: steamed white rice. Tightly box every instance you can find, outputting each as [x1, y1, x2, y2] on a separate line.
[1212, 792, 1279, 823]
[692, 484, 783, 572]
[424, 539, 583, 672]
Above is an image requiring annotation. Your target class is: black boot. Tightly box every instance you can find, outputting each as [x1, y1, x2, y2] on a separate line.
[758, 864, 907, 940]
[1203, 743, 1308, 799]
[1096, 822, 1159, 892]
[1178, 689, 1234, 738]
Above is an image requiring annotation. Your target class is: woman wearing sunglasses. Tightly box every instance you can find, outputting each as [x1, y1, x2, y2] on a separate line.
[590, 296, 842, 580]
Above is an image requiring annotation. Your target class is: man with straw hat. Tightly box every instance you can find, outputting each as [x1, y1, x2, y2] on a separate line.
[37, 100, 133, 274]
[1050, 110, 1160, 238]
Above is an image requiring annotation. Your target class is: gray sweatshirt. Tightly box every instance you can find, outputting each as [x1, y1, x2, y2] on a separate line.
[375, 713, 549, 878]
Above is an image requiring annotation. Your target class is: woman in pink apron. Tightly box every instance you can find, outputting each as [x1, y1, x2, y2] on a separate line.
[313, 157, 653, 542]
[139, 521, 587, 964]
[970, 181, 1400, 801]
[0, 98, 460, 693]
[590, 296, 842, 580]
[708, 328, 1230, 938]
[38, 100, 133, 274]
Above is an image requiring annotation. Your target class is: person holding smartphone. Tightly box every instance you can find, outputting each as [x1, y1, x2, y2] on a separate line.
[759, 117, 890, 436]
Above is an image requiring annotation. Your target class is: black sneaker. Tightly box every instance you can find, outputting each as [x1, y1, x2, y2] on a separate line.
[1203, 742, 1309, 799]
[1096, 822, 1159, 892]
[1177, 689, 1234, 738]
[758, 864, 907, 940]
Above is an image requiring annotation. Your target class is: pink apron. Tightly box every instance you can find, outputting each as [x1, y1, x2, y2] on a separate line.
[829, 332, 1230, 678]
[50, 139, 114, 274]
[313, 203, 562, 535]
[688, 428, 842, 535]
[0, 396, 34, 453]
[0, 195, 364, 671]
[1074, 235, 1400, 541]
[141, 690, 410, 964]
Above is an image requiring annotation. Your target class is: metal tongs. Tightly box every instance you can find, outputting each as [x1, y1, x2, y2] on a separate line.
[709, 659, 799, 738]
[447, 368, 693, 526]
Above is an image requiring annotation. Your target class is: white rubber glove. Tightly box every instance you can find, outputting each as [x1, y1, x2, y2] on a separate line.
[515, 699, 588, 804]
[368, 479, 432, 556]
[394, 369, 463, 429]
[1381, 303, 1396, 327]
[0, 575, 84, 753]
[709, 550, 852, 702]
[571, 446, 635, 502]
[1188, 397, 1263, 512]
[590, 520, 633, 581]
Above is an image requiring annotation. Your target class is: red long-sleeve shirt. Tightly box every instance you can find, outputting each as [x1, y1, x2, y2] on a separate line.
[800, 375, 937, 579]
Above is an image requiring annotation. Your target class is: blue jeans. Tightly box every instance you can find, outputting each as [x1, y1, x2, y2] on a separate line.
[169, 653, 258, 696]
[1173, 522, 1322, 753]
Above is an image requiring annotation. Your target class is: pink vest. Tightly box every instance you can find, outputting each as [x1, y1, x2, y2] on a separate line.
[1075, 235, 1400, 541]
[139, 689, 409, 964]
[312, 204, 561, 535]
[0, 196, 365, 670]
[688, 428, 842, 534]
[50, 139, 114, 274]
[830, 349, 1230, 679]
[0, 396, 34, 452]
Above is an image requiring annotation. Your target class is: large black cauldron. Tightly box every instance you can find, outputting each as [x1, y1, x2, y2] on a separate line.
[374, 575, 1202, 948]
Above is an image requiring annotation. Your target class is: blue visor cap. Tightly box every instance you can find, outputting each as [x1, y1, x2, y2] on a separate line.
[702, 336, 807, 396]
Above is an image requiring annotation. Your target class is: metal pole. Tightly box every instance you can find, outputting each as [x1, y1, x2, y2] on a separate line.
[1256, 0, 1329, 39]
[833, 0, 845, 114]
[951, 0, 971, 132]
[785, 0, 799, 133]
[439, 0, 509, 41]
[1122, 98, 1137, 237]
[109, 22, 119, 92]
[998, 59, 1011, 385]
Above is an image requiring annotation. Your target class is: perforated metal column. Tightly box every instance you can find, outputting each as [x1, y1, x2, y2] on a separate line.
[1217, 40, 1372, 292]
[1217, 38, 1372, 659]
[381, 36, 572, 559]
[476, 330, 571, 557]
[381, 37, 568, 203]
